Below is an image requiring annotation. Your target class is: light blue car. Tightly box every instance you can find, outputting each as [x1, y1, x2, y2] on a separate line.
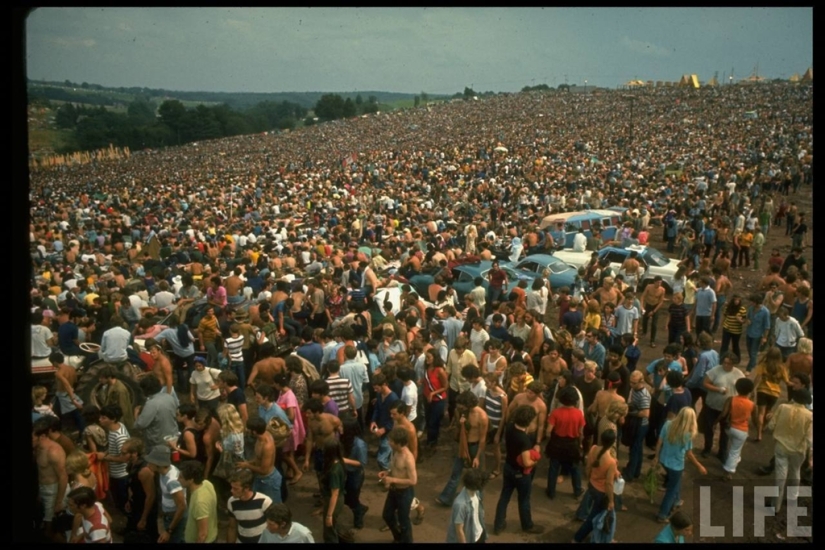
[512, 254, 578, 291]
[409, 260, 529, 302]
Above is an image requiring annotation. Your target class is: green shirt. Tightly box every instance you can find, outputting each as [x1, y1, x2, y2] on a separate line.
[184, 480, 218, 543]
[321, 462, 346, 512]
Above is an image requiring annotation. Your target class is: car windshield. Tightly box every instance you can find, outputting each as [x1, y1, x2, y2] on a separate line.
[642, 248, 669, 267]
[546, 260, 572, 274]
[502, 266, 520, 279]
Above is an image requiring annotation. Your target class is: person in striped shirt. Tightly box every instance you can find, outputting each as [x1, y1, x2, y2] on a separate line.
[224, 323, 247, 389]
[68, 486, 112, 543]
[227, 469, 273, 543]
[324, 360, 356, 416]
[97, 404, 130, 514]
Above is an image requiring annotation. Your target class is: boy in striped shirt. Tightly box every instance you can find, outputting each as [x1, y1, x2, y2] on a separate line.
[227, 469, 273, 543]
[68, 486, 112, 543]
[224, 323, 247, 389]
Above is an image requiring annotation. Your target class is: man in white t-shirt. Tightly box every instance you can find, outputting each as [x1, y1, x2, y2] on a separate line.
[572, 228, 588, 253]
[397, 367, 419, 432]
[259, 503, 314, 543]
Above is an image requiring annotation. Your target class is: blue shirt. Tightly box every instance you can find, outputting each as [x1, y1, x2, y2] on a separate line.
[345, 437, 368, 473]
[58, 322, 82, 355]
[442, 317, 464, 351]
[445, 488, 486, 543]
[258, 402, 292, 428]
[686, 349, 719, 389]
[655, 524, 685, 543]
[371, 391, 399, 433]
[658, 420, 693, 472]
[155, 327, 196, 358]
[645, 359, 683, 396]
[694, 287, 716, 317]
[745, 305, 771, 338]
[340, 359, 369, 409]
[296, 342, 324, 372]
[583, 341, 606, 371]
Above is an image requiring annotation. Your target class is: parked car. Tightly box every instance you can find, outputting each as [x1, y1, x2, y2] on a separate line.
[408, 260, 528, 302]
[512, 254, 578, 291]
[552, 244, 680, 293]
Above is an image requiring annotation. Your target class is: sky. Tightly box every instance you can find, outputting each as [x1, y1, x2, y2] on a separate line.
[24, 7, 813, 95]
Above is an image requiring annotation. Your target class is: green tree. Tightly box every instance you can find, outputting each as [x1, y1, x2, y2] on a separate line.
[55, 103, 79, 129]
[314, 94, 346, 121]
[414, 95, 421, 108]
[126, 99, 156, 126]
[355, 94, 363, 106]
[158, 100, 187, 144]
[463, 87, 476, 99]
[420, 91, 429, 103]
[342, 97, 357, 118]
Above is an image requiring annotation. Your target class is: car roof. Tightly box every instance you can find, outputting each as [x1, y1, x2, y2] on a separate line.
[520, 254, 565, 265]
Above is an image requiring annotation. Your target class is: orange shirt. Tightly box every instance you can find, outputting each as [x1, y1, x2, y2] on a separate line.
[729, 395, 754, 432]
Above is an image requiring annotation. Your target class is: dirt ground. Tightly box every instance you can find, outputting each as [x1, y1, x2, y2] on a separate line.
[103, 186, 813, 544]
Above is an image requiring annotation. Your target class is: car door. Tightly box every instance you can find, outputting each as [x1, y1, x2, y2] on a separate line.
[452, 269, 477, 299]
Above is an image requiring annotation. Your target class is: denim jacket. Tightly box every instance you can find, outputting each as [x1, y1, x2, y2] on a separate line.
[445, 487, 485, 543]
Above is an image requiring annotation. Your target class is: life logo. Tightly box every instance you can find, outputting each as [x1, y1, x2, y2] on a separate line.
[693, 479, 812, 541]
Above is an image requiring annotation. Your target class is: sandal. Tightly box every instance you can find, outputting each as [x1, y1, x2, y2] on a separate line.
[489, 471, 501, 479]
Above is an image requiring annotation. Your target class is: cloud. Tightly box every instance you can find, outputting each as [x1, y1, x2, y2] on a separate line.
[620, 35, 670, 57]
[49, 37, 97, 48]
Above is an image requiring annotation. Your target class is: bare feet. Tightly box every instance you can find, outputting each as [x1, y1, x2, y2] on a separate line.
[288, 472, 303, 485]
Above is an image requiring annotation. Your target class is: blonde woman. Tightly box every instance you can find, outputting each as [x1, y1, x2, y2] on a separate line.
[751, 347, 789, 442]
[66, 450, 97, 492]
[652, 407, 707, 522]
[214, 403, 246, 480]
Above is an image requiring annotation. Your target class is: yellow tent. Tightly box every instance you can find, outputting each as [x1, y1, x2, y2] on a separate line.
[789, 73, 800, 83]
[678, 75, 691, 87]
[802, 67, 813, 82]
[690, 75, 700, 88]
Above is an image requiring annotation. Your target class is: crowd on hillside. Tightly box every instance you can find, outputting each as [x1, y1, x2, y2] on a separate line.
[30, 81, 812, 543]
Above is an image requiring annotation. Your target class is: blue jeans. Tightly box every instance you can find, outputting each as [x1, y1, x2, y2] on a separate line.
[488, 287, 504, 310]
[376, 436, 392, 471]
[425, 399, 446, 447]
[546, 458, 582, 499]
[345, 467, 367, 528]
[382, 486, 414, 543]
[778, 344, 796, 360]
[745, 336, 761, 372]
[162, 510, 187, 543]
[230, 360, 246, 390]
[494, 462, 535, 531]
[713, 295, 727, 333]
[439, 443, 478, 504]
[623, 423, 650, 480]
[253, 467, 283, 504]
[573, 485, 608, 542]
[658, 466, 683, 520]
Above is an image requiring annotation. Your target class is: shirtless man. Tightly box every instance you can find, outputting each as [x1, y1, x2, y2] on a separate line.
[51, 351, 84, 431]
[379, 427, 418, 544]
[591, 277, 621, 307]
[435, 391, 488, 506]
[640, 276, 666, 348]
[302, 399, 343, 502]
[507, 380, 547, 450]
[247, 348, 286, 387]
[237, 417, 283, 504]
[34, 417, 69, 541]
[144, 338, 177, 403]
[389, 401, 426, 524]
[620, 251, 643, 292]
[224, 268, 244, 301]
[539, 341, 568, 393]
[712, 267, 733, 334]
[587, 370, 626, 447]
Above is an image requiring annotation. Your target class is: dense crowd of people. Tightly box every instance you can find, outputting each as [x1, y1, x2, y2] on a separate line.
[29, 81, 812, 543]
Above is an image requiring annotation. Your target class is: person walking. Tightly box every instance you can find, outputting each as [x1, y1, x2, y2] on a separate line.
[652, 408, 707, 523]
[572, 429, 618, 543]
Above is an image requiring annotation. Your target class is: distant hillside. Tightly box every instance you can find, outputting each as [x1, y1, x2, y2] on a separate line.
[27, 79, 438, 110]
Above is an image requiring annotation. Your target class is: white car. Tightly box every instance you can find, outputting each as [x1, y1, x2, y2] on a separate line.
[552, 244, 681, 293]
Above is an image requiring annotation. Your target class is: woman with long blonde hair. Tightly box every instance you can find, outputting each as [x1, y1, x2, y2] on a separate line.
[652, 407, 707, 523]
[215, 403, 245, 461]
[66, 450, 97, 492]
[752, 347, 789, 441]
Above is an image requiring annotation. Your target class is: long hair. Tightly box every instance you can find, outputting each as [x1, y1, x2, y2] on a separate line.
[725, 294, 743, 316]
[760, 347, 785, 383]
[592, 429, 617, 468]
[217, 403, 244, 438]
[321, 438, 344, 479]
[667, 407, 698, 445]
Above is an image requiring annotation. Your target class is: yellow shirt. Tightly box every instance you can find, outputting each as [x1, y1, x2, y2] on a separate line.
[585, 312, 602, 330]
[509, 373, 535, 395]
[739, 233, 754, 247]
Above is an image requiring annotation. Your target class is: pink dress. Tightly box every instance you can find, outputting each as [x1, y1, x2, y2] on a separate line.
[277, 388, 306, 452]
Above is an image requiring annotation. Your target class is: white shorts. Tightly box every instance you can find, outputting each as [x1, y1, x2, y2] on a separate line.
[40, 483, 68, 523]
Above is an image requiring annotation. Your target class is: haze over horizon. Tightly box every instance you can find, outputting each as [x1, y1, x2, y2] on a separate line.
[25, 7, 812, 95]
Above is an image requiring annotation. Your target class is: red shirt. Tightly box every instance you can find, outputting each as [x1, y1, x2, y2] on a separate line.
[489, 268, 507, 289]
[548, 406, 586, 438]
